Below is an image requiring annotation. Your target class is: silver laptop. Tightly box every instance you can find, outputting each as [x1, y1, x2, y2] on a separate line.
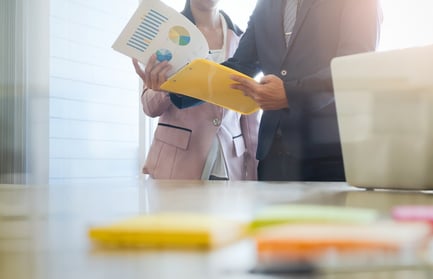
[331, 45, 433, 190]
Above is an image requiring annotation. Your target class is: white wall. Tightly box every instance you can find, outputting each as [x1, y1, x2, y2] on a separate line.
[379, 0, 433, 50]
[49, 0, 141, 184]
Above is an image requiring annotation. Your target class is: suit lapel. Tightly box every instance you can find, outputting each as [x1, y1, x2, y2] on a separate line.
[275, 0, 289, 55]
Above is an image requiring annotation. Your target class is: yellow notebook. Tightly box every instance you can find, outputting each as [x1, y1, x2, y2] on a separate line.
[88, 212, 246, 249]
[160, 59, 260, 115]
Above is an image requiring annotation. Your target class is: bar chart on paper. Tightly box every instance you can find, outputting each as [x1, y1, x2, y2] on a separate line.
[127, 9, 168, 52]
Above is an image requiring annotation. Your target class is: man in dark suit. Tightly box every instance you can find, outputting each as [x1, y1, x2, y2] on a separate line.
[225, 0, 383, 181]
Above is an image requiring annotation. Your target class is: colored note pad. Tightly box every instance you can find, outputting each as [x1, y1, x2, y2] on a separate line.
[160, 59, 260, 115]
[392, 205, 433, 227]
[88, 212, 246, 249]
[249, 205, 379, 230]
[254, 222, 431, 262]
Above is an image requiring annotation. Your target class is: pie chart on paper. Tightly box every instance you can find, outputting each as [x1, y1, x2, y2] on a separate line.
[169, 26, 191, 46]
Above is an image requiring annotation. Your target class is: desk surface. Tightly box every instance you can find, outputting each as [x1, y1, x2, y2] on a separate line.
[1, 180, 432, 279]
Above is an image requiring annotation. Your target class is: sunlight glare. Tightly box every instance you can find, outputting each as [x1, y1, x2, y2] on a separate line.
[160, 0, 433, 51]
[379, 0, 433, 50]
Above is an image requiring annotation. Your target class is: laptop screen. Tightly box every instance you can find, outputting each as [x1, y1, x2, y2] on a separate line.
[330, 45, 433, 190]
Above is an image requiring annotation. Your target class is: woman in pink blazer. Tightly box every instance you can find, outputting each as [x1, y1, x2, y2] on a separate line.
[133, 0, 259, 180]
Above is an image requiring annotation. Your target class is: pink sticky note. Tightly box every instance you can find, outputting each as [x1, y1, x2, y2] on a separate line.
[392, 206, 433, 227]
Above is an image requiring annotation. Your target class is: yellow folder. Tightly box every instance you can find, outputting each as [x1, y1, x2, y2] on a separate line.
[160, 58, 260, 115]
[88, 212, 247, 249]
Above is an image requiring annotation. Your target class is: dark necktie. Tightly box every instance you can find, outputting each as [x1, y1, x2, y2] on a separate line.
[283, 0, 301, 46]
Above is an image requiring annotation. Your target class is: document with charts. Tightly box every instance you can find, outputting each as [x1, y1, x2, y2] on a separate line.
[112, 0, 209, 76]
[113, 0, 260, 114]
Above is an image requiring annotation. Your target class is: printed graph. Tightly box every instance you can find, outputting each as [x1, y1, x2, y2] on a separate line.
[127, 9, 168, 52]
[156, 49, 173, 62]
[169, 26, 191, 46]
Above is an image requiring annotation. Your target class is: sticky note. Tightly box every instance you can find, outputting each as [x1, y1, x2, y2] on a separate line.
[88, 212, 246, 249]
[249, 204, 379, 230]
[392, 205, 433, 227]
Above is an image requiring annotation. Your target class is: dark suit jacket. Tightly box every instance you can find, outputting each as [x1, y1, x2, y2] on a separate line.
[224, 0, 382, 162]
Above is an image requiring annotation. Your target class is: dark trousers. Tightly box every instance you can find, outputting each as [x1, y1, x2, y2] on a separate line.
[258, 135, 345, 181]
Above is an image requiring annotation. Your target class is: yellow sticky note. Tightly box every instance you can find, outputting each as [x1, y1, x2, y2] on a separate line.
[88, 212, 246, 249]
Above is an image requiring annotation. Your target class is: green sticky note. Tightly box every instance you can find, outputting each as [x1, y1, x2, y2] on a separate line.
[250, 205, 379, 230]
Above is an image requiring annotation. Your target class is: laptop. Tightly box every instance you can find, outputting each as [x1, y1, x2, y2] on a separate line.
[331, 45, 433, 190]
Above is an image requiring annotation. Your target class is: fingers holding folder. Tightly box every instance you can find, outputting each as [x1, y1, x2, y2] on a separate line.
[133, 56, 260, 115]
[132, 55, 172, 91]
[230, 74, 289, 111]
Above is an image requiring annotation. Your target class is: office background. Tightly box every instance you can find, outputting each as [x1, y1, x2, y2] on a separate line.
[1, 0, 432, 185]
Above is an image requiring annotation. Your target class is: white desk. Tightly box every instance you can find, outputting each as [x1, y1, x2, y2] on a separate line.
[1, 180, 432, 278]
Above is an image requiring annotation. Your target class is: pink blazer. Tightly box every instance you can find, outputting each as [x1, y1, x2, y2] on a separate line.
[141, 29, 259, 180]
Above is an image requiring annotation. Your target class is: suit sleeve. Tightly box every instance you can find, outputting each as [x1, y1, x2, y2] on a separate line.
[141, 87, 171, 117]
[221, 0, 263, 77]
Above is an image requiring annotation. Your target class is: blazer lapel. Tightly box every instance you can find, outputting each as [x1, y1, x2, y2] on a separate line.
[276, 0, 289, 54]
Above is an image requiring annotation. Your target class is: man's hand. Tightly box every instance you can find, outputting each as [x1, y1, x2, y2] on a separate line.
[230, 74, 289, 110]
[132, 54, 172, 90]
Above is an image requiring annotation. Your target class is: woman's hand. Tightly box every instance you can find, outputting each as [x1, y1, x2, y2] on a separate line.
[132, 54, 172, 90]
